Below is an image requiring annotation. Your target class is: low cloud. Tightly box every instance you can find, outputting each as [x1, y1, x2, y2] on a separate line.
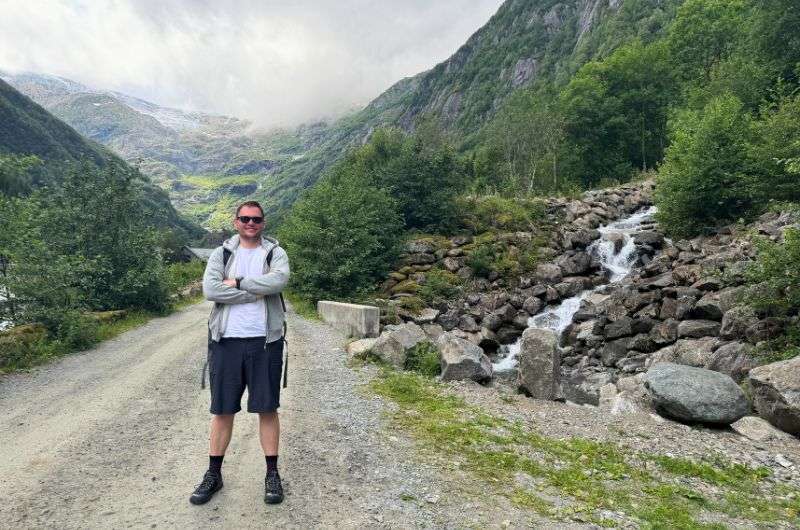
[0, 0, 503, 127]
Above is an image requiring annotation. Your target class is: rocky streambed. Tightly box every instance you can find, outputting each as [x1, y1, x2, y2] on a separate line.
[352, 180, 800, 446]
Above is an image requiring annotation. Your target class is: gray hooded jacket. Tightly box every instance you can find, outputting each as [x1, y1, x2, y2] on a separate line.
[202, 235, 290, 343]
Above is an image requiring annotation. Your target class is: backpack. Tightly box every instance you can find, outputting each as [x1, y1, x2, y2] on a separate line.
[201, 245, 289, 390]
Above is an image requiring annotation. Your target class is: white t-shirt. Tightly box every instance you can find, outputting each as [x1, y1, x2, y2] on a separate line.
[223, 246, 267, 338]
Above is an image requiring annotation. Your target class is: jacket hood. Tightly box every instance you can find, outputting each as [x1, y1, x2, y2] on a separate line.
[222, 234, 279, 252]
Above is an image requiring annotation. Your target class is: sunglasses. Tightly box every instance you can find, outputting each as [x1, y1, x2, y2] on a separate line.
[237, 215, 264, 224]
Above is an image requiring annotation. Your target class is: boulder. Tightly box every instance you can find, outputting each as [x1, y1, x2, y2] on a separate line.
[564, 229, 600, 249]
[634, 231, 664, 248]
[745, 318, 785, 344]
[413, 308, 440, 324]
[720, 306, 759, 340]
[517, 328, 561, 400]
[557, 252, 592, 275]
[346, 338, 377, 358]
[692, 293, 724, 321]
[706, 342, 757, 383]
[371, 322, 428, 368]
[406, 240, 437, 254]
[405, 253, 436, 265]
[604, 316, 633, 339]
[535, 263, 563, 284]
[601, 337, 631, 367]
[644, 363, 750, 424]
[649, 337, 716, 368]
[561, 371, 614, 405]
[677, 320, 720, 339]
[457, 315, 480, 332]
[437, 309, 460, 331]
[649, 319, 679, 346]
[731, 416, 796, 442]
[437, 332, 492, 383]
[522, 296, 543, 316]
[748, 357, 800, 435]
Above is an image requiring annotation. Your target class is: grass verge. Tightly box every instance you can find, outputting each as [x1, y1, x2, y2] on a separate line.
[369, 369, 800, 528]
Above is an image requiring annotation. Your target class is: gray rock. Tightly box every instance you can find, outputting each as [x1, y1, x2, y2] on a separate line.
[601, 337, 631, 367]
[748, 356, 800, 435]
[437, 332, 492, 383]
[561, 371, 614, 405]
[634, 231, 664, 248]
[535, 263, 563, 284]
[437, 309, 460, 331]
[522, 296, 543, 315]
[482, 312, 503, 332]
[745, 318, 785, 344]
[405, 253, 436, 265]
[720, 305, 759, 340]
[650, 319, 679, 345]
[371, 322, 428, 368]
[442, 257, 463, 272]
[693, 293, 724, 321]
[706, 342, 756, 383]
[517, 328, 561, 400]
[413, 308, 440, 325]
[604, 316, 633, 339]
[645, 363, 750, 424]
[731, 416, 795, 442]
[406, 240, 436, 254]
[346, 338, 377, 358]
[649, 337, 716, 368]
[677, 320, 720, 339]
[557, 252, 592, 275]
[458, 315, 480, 332]
[564, 229, 600, 249]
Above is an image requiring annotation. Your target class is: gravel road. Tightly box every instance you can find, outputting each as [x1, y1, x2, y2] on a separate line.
[0, 302, 553, 529]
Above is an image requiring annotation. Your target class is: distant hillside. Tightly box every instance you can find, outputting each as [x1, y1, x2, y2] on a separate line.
[0, 78, 202, 239]
[256, 0, 681, 218]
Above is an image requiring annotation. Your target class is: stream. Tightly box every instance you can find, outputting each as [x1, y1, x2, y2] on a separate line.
[493, 206, 658, 372]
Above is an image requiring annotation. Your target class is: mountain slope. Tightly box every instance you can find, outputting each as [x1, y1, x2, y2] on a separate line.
[257, 0, 681, 218]
[0, 78, 202, 238]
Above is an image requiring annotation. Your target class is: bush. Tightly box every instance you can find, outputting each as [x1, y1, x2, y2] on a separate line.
[418, 270, 462, 305]
[457, 194, 545, 233]
[278, 168, 403, 302]
[655, 94, 754, 237]
[404, 341, 441, 377]
[165, 260, 205, 294]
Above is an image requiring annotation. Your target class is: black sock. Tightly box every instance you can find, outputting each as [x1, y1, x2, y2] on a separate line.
[209, 455, 224, 475]
[265, 455, 278, 473]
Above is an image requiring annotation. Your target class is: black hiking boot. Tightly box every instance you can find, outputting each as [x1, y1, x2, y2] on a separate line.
[264, 470, 284, 504]
[189, 470, 223, 505]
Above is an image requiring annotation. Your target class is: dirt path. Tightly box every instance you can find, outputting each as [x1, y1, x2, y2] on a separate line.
[0, 302, 550, 529]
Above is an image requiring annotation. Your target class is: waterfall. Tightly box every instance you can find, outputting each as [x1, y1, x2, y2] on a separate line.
[492, 206, 657, 372]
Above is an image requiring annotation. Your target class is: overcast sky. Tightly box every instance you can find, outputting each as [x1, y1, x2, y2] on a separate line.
[0, 1, 504, 127]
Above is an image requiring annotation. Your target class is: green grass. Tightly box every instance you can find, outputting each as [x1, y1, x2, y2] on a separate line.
[181, 174, 258, 190]
[369, 370, 800, 528]
[284, 290, 319, 321]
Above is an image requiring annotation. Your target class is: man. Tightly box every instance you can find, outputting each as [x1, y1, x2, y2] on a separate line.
[190, 200, 290, 506]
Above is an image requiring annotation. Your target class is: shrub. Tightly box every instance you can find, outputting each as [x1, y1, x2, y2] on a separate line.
[418, 269, 462, 306]
[165, 260, 206, 294]
[655, 94, 754, 237]
[278, 168, 403, 302]
[404, 341, 441, 377]
[457, 194, 545, 233]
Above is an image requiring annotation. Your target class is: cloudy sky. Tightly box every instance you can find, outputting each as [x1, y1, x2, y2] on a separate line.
[0, 0, 504, 127]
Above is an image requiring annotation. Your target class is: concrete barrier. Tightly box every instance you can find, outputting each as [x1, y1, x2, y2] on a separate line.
[317, 301, 380, 338]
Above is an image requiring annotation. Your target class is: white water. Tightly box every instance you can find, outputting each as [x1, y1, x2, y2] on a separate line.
[492, 206, 657, 372]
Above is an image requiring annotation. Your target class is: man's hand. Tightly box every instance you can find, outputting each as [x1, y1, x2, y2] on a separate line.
[223, 279, 237, 288]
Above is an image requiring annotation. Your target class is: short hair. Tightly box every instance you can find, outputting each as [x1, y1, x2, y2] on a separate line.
[235, 200, 264, 217]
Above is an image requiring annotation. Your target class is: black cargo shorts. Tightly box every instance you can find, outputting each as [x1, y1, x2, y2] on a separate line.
[207, 336, 284, 415]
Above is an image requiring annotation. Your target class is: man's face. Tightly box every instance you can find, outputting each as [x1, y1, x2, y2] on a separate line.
[234, 205, 265, 240]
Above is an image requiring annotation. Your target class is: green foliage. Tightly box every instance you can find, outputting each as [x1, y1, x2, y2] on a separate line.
[417, 269, 462, 306]
[345, 125, 465, 232]
[465, 235, 533, 279]
[655, 94, 754, 237]
[0, 154, 40, 196]
[164, 260, 205, 294]
[403, 341, 441, 377]
[746, 227, 800, 316]
[747, 91, 800, 205]
[666, 0, 748, 82]
[560, 40, 678, 185]
[457, 194, 546, 233]
[278, 167, 403, 302]
[0, 163, 171, 344]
